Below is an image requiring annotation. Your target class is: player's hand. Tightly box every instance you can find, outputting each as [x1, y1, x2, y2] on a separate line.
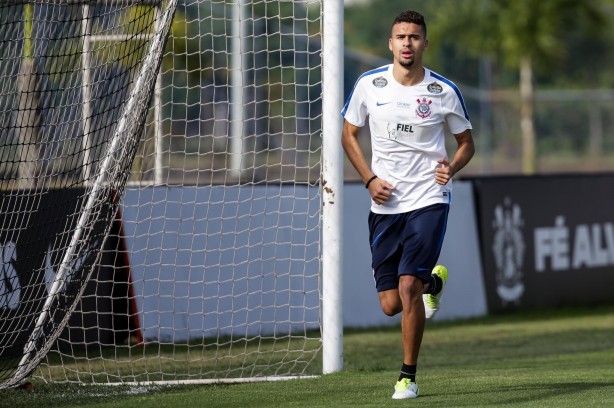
[368, 178, 395, 205]
[435, 159, 455, 185]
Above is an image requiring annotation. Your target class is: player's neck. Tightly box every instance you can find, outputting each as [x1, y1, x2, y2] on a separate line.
[391, 64, 425, 86]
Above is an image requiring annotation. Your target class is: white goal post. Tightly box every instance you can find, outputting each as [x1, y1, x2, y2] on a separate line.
[0, 0, 343, 388]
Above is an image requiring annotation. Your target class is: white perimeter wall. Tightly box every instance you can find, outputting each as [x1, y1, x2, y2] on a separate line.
[121, 181, 487, 341]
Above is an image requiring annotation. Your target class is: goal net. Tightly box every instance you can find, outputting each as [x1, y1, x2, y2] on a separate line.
[0, 0, 327, 387]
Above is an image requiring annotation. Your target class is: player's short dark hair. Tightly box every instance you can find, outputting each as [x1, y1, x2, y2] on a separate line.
[391, 10, 427, 38]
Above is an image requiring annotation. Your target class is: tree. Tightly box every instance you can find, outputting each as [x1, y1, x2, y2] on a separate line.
[17, 3, 44, 188]
[428, 0, 608, 174]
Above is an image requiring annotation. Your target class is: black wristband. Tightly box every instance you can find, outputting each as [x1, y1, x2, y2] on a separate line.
[365, 175, 378, 189]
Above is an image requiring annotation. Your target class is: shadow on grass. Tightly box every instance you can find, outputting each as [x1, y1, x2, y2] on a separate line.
[426, 381, 614, 406]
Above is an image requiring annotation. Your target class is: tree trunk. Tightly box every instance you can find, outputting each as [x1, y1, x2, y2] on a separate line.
[519, 56, 536, 175]
[16, 4, 43, 189]
[17, 58, 43, 189]
[479, 57, 493, 174]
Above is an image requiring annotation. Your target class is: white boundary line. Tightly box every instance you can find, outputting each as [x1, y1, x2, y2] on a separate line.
[99, 375, 320, 386]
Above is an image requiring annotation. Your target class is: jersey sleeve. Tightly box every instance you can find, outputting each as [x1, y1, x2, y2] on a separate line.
[443, 86, 472, 135]
[341, 78, 368, 127]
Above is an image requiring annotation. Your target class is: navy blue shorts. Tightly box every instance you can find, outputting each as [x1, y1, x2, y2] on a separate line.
[368, 203, 449, 292]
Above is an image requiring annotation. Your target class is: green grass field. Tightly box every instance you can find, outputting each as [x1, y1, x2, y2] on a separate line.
[2, 304, 613, 408]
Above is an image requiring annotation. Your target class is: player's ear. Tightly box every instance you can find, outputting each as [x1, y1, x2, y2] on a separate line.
[389, 37, 393, 52]
[424, 38, 429, 50]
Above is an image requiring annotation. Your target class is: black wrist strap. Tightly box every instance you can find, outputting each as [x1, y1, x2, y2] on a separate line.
[365, 175, 378, 189]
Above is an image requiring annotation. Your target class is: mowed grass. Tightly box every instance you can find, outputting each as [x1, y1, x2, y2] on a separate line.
[2, 305, 613, 408]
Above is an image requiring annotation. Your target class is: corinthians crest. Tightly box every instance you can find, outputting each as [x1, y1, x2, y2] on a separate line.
[492, 197, 525, 303]
[415, 97, 432, 118]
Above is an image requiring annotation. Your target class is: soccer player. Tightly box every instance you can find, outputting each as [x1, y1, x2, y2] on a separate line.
[341, 10, 475, 399]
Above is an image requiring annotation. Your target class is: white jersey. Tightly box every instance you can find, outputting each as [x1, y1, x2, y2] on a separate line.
[342, 65, 472, 214]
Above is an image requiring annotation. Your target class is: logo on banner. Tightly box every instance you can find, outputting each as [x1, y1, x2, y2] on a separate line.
[44, 239, 101, 295]
[492, 197, 525, 303]
[0, 241, 20, 310]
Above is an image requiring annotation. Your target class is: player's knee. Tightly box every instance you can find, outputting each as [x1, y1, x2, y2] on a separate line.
[381, 303, 401, 316]
[378, 289, 402, 316]
[382, 306, 401, 316]
[398, 275, 423, 299]
[379, 296, 402, 316]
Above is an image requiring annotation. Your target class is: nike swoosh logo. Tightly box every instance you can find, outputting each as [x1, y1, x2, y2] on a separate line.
[376, 101, 391, 106]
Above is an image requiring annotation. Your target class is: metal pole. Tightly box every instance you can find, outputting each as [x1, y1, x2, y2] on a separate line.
[153, 4, 163, 185]
[229, 0, 245, 178]
[81, 4, 93, 183]
[321, 0, 344, 374]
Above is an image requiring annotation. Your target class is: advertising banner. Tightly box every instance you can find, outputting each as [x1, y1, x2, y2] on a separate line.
[473, 174, 614, 313]
[0, 188, 135, 359]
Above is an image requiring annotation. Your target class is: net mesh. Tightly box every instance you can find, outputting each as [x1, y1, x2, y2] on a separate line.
[0, 0, 178, 388]
[0, 0, 323, 386]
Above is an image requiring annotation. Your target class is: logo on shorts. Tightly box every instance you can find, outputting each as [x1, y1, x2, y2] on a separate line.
[372, 76, 388, 88]
[416, 97, 432, 118]
[427, 82, 443, 94]
[492, 197, 525, 304]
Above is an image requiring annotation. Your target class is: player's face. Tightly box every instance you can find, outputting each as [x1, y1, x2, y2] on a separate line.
[389, 22, 428, 69]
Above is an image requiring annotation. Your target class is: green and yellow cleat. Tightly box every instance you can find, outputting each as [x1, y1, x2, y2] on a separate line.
[423, 265, 448, 319]
[392, 378, 419, 399]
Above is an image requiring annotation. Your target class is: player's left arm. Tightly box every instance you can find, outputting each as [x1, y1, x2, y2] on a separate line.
[435, 129, 475, 185]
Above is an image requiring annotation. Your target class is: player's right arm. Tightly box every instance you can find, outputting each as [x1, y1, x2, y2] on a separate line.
[341, 120, 394, 205]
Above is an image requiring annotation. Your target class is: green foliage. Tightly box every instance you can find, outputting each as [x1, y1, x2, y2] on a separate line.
[345, 0, 613, 89]
[23, 4, 33, 59]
